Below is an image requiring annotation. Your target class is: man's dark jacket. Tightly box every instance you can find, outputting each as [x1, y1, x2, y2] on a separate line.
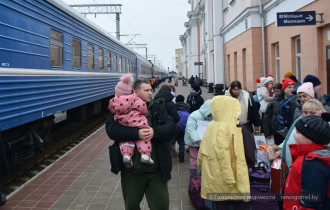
[106, 99, 177, 182]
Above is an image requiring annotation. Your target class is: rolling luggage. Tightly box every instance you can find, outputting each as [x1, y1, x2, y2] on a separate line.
[249, 163, 279, 210]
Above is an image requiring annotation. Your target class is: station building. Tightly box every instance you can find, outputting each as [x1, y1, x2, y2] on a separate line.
[175, 48, 184, 78]
[180, 0, 330, 94]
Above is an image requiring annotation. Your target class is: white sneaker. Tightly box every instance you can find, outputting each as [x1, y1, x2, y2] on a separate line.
[140, 154, 154, 165]
[123, 155, 133, 168]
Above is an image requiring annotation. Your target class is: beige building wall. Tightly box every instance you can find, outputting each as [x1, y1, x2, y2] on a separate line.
[175, 48, 184, 77]
[225, 28, 263, 90]
[225, 0, 330, 93]
[265, 0, 330, 93]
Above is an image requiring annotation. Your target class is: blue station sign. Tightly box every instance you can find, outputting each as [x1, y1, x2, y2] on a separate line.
[277, 11, 316, 26]
[194, 62, 203, 65]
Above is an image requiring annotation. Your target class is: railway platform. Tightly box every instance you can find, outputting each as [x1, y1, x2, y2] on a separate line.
[0, 80, 216, 210]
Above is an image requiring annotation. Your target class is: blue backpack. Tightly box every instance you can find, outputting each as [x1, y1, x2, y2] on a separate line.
[177, 110, 189, 133]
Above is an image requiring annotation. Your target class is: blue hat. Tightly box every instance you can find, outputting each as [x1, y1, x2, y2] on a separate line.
[303, 75, 321, 87]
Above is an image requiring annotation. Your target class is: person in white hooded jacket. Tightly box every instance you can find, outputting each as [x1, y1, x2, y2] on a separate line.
[256, 76, 274, 114]
[256, 76, 274, 132]
[225, 81, 261, 134]
[184, 99, 212, 179]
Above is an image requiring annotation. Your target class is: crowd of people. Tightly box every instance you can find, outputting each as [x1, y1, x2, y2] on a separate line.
[104, 72, 330, 210]
[1, 70, 328, 209]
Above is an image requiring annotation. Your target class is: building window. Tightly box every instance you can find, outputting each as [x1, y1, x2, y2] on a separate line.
[275, 43, 280, 82]
[176, 61, 178, 67]
[87, 44, 94, 70]
[98, 48, 104, 70]
[234, 52, 237, 80]
[295, 37, 301, 82]
[107, 52, 111, 72]
[223, 0, 228, 11]
[242, 48, 247, 89]
[72, 39, 81, 69]
[227, 54, 230, 82]
[50, 30, 63, 68]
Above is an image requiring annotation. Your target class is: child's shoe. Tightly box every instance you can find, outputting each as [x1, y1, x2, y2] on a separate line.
[123, 155, 133, 168]
[140, 154, 154, 165]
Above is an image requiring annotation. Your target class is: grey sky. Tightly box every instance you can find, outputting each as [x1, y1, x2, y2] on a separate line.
[62, 0, 190, 71]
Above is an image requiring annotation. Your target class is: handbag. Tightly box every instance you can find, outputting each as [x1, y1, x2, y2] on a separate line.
[108, 141, 123, 175]
[270, 158, 287, 194]
[188, 176, 205, 210]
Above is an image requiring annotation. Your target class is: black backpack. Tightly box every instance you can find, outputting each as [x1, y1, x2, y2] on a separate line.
[152, 98, 170, 124]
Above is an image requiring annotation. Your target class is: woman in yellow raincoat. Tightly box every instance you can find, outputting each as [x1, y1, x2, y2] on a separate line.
[198, 96, 250, 210]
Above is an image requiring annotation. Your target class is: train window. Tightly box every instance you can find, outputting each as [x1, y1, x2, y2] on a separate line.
[87, 44, 94, 70]
[114, 54, 117, 72]
[98, 48, 104, 70]
[72, 39, 81, 69]
[107, 52, 111, 72]
[130, 60, 133, 72]
[118, 56, 122, 72]
[121, 57, 125, 72]
[126, 58, 129, 72]
[50, 30, 63, 68]
[123, 58, 126, 72]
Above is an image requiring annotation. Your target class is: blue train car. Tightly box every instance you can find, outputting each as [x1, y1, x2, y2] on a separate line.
[0, 0, 157, 168]
[136, 54, 153, 80]
[0, 0, 139, 131]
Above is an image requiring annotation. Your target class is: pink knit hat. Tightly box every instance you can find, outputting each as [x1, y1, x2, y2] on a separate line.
[115, 74, 133, 97]
[297, 82, 314, 98]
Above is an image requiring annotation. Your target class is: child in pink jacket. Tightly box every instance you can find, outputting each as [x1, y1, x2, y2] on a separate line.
[108, 74, 153, 168]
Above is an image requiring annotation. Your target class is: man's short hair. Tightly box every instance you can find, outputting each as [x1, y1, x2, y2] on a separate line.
[134, 79, 150, 90]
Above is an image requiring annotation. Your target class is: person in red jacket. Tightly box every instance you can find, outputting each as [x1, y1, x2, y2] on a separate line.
[283, 113, 330, 210]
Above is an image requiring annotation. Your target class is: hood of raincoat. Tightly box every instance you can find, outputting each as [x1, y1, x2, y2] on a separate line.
[211, 96, 241, 125]
[197, 96, 250, 200]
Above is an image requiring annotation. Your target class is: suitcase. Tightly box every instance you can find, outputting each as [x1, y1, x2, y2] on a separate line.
[249, 163, 279, 210]
[188, 176, 205, 210]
